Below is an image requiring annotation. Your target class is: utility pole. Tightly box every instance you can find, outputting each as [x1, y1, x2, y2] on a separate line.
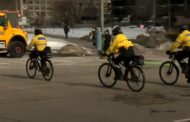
[96, 0, 104, 56]
[15, 0, 18, 10]
[100, 0, 104, 32]
[20, 0, 23, 16]
[168, 0, 171, 31]
[153, 0, 156, 25]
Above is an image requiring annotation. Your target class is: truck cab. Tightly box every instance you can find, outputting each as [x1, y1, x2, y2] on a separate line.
[0, 11, 28, 58]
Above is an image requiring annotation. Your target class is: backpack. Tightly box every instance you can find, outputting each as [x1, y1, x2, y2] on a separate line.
[44, 46, 52, 58]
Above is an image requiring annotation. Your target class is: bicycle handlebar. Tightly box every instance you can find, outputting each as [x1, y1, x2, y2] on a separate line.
[105, 53, 114, 61]
[167, 52, 177, 59]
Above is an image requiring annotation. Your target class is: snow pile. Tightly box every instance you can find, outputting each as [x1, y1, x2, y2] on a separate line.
[57, 44, 92, 56]
[28, 33, 93, 56]
[135, 27, 170, 48]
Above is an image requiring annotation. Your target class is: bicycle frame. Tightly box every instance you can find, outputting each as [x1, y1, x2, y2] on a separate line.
[167, 58, 177, 75]
[31, 56, 42, 71]
[106, 54, 139, 79]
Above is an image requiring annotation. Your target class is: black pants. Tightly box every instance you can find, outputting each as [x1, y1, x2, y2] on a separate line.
[29, 50, 46, 66]
[175, 47, 190, 66]
[175, 47, 190, 79]
[114, 47, 135, 66]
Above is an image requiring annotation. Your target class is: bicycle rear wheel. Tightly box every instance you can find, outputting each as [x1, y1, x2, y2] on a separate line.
[42, 59, 54, 81]
[26, 58, 37, 78]
[98, 63, 117, 88]
[126, 66, 145, 92]
[159, 61, 179, 85]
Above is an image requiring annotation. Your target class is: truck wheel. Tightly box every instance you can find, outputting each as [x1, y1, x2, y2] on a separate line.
[9, 41, 26, 58]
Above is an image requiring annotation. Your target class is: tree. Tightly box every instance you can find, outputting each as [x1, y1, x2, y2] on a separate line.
[0, 0, 16, 10]
[50, 0, 99, 26]
[50, 0, 84, 26]
[111, 0, 136, 21]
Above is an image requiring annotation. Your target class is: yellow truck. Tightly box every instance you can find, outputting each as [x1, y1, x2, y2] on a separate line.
[0, 10, 28, 58]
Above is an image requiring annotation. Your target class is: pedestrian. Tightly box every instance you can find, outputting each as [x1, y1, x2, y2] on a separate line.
[89, 28, 96, 46]
[103, 29, 111, 52]
[63, 24, 70, 39]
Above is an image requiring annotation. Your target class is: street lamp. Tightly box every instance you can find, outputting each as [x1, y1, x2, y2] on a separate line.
[153, 0, 156, 25]
[101, 0, 104, 32]
[168, 0, 171, 31]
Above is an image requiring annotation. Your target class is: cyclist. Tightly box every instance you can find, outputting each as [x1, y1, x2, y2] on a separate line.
[27, 28, 48, 67]
[166, 25, 190, 83]
[105, 25, 135, 80]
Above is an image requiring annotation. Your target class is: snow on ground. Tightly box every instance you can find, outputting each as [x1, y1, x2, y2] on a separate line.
[26, 26, 147, 52]
[27, 26, 164, 53]
[26, 26, 147, 40]
[28, 33, 70, 51]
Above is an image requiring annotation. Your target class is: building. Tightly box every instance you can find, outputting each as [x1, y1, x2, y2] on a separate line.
[24, 0, 54, 19]
[22, 0, 111, 26]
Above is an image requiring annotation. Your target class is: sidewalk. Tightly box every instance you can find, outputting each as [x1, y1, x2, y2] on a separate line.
[27, 30, 167, 60]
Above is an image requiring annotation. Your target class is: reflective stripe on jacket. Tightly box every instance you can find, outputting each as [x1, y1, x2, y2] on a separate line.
[169, 30, 190, 51]
[28, 34, 47, 51]
[106, 34, 134, 54]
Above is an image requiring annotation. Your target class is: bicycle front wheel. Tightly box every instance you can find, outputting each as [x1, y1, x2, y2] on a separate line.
[26, 58, 37, 79]
[98, 63, 117, 88]
[126, 66, 145, 92]
[42, 59, 54, 81]
[159, 61, 179, 85]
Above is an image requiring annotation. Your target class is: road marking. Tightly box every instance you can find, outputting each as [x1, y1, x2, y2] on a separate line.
[174, 118, 190, 122]
[0, 66, 9, 68]
[52, 57, 102, 66]
[0, 57, 103, 66]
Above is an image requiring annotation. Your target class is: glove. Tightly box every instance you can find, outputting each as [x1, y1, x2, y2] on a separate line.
[166, 50, 171, 55]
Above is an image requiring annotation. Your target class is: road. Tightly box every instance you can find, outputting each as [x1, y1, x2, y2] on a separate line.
[0, 56, 189, 122]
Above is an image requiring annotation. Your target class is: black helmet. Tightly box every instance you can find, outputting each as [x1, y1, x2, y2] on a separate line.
[34, 28, 42, 35]
[179, 25, 189, 32]
[112, 25, 122, 36]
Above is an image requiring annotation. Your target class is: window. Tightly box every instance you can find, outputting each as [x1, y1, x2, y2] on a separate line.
[35, 6, 40, 10]
[35, 0, 40, 4]
[29, 6, 33, 10]
[0, 16, 7, 27]
[29, 0, 33, 4]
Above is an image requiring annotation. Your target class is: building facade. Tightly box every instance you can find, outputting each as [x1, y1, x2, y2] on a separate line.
[24, 0, 54, 19]
[20, 0, 190, 27]
[22, 0, 111, 26]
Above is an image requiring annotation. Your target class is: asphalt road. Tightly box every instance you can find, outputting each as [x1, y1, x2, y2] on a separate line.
[0, 56, 189, 122]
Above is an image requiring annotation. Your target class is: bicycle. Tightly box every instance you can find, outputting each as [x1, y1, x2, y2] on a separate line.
[26, 50, 54, 81]
[159, 52, 188, 85]
[98, 54, 145, 92]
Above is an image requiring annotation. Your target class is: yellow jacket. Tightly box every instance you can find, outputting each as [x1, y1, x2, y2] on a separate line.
[106, 34, 134, 54]
[169, 30, 190, 52]
[28, 34, 47, 51]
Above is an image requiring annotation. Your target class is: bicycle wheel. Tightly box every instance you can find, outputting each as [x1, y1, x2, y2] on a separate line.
[98, 63, 117, 88]
[26, 58, 37, 78]
[125, 66, 145, 92]
[42, 59, 54, 81]
[159, 61, 179, 85]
